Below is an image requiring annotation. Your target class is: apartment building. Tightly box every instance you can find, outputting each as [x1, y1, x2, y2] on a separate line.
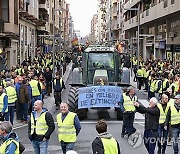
[0, 0, 19, 68]
[19, 0, 39, 63]
[123, 0, 180, 63]
[90, 14, 98, 44]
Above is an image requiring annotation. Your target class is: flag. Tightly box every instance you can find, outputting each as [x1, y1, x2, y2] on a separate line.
[71, 38, 78, 46]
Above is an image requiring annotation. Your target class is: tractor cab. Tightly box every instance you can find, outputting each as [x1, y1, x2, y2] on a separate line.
[82, 45, 122, 86]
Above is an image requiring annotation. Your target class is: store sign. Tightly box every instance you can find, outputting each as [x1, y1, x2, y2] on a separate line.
[78, 86, 123, 109]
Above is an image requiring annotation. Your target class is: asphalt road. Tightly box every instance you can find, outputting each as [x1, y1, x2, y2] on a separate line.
[14, 70, 174, 154]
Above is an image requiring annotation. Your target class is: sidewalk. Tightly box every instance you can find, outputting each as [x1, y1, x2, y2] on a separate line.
[13, 62, 73, 128]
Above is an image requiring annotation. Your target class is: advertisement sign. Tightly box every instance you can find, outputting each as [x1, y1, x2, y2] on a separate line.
[78, 86, 123, 109]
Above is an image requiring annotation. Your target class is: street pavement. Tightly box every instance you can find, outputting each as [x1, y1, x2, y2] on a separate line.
[13, 67, 174, 154]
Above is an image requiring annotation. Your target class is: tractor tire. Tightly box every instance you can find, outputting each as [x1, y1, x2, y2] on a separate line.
[68, 86, 87, 120]
[116, 108, 123, 120]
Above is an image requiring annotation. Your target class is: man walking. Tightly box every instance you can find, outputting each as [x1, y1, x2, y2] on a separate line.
[92, 120, 121, 154]
[29, 76, 42, 109]
[157, 93, 170, 154]
[0, 85, 8, 121]
[164, 94, 180, 154]
[5, 81, 17, 125]
[121, 86, 137, 137]
[53, 72, 65, 109]
[28, 100, 55, 154]
[56, 102, 81, 154]
[134, 97, 160, 154]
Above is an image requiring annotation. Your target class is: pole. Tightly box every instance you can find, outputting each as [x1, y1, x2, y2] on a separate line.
[131, 37, 133, 77]
[137, 6, 140, 69]
[52, 9, 55, 77]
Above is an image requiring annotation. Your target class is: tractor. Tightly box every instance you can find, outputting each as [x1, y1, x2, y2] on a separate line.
[68, 45, 130, 120]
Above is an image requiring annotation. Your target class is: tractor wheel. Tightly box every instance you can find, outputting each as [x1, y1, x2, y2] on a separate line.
[68, 86, 87, 120]
[116, 108, 123, 120]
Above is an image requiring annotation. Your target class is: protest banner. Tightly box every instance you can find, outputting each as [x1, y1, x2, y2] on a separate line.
[78, 86, 123, 109]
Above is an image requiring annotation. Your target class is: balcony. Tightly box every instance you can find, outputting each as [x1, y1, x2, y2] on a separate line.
[124, 0, 180, 31]
[19, 0, 30, 17]
[124, 0, 141, 12]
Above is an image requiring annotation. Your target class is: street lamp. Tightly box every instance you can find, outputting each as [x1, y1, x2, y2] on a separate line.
[124, 7, 140, 68]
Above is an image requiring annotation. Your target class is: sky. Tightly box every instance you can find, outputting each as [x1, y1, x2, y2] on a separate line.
[66, 0, 98, 37]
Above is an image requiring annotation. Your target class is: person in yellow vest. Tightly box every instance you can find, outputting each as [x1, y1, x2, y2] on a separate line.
[57, 102, 81, 154]
[137, 66, 144, 90]
[133, 57, 138, 82]
[29, 76, 42, 110]
[149, 74, 158, 99]
[5, 81, 17, 125]
[157, 93, 170, 154]
[0, 121, 20, 153]
[53, 72, 65, 109]
[0, 85, 8, 121]
[92, 120, 121, 154]
[28, 100, 55, 154]
[121, 86, 138, 137]
[164, 94, 180, 154]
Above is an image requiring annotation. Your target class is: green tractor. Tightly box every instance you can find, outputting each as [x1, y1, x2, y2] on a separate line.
[68, 45, 130, 120]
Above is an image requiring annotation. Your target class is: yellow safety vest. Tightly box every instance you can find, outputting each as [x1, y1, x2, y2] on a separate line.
[157, 103, 169, 124]
[133, 59, 137, 66]
[174, 81, 179, 94]
[0, 139, 19, 154]
[0, 93, 8, 112]
[29, 80, 40, 96]
[158, 79, 169, 94]
[150, 80, 157, 93]
[3, 80, 6, 88]
[101, 137, 118, 154]
[54, 78, 63, 86]
[31, 112, 48, 135]
[123, 93, 137, 112]
[57, 112, 76, 142]
[137, 69, 143, 77]
[170, 104, 180, 125]
[5, 86, 17, 103]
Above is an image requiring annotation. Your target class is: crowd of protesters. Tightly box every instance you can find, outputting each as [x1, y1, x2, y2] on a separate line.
[0, 51, 72, 126]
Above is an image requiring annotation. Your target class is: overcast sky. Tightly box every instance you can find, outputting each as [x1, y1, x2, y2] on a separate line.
[66, 0, 98, 37]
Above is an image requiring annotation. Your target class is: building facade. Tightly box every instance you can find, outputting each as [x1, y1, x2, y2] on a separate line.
[123, 0, 180, 62]
[0, 0, 19, 68]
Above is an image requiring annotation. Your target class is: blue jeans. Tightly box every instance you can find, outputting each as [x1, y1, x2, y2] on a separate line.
[32, 140, 48, 154]
[144, 130, 158, 154]
[19, 103, 28, 121]
[172, 127, 180, 154]
[157, 124, 168, 153]
[60, 141, 75, 154]
[7, 106, 15, 125]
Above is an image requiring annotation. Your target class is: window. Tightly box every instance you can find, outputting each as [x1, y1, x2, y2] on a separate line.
[25, 26, 27, 45]
[171, 0, 175, 5]
[14, 0, 18, 24]
[1, 0, 9, 22]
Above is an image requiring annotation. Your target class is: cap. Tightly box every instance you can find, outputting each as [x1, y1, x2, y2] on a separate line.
[174, 95, 180, 99]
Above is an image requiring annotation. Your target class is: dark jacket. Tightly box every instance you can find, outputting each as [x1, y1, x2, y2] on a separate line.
[44, 71, 52, 82]
[92, 132, 121, 154]
[28, 110, 55, 141]
[136, 105, 160, 130]
[164, 103, 180, 128]
[19, 84, 29, 103]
